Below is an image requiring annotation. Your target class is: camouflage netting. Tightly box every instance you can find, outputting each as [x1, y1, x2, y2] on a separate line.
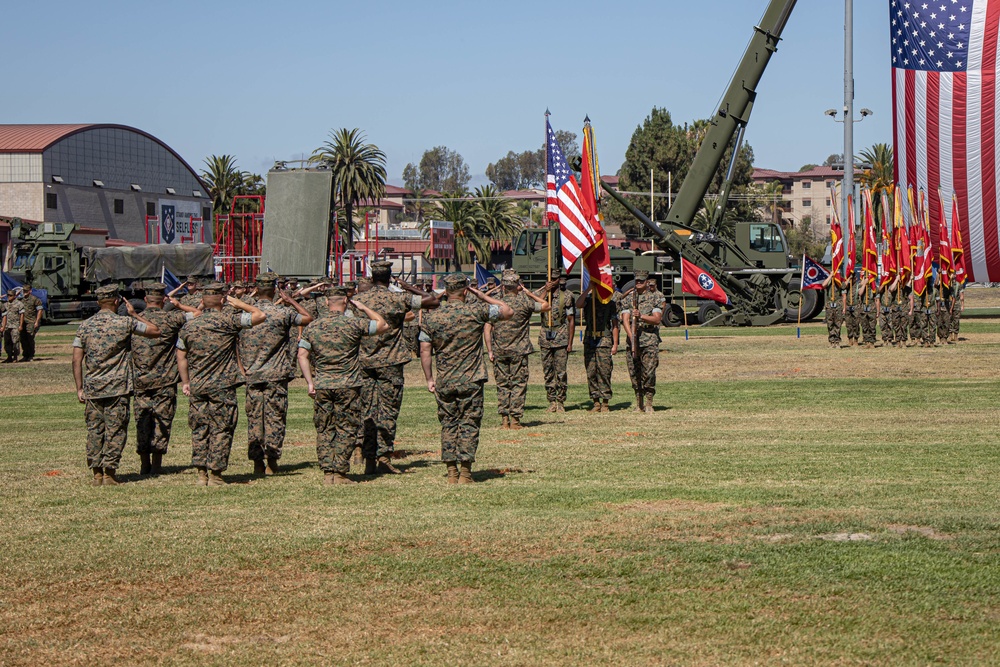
[83, 244, 214, 282]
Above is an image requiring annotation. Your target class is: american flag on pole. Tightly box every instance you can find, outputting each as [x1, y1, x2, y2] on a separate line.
[546, 118, 597, 270]
[891, 0, 1000, 282]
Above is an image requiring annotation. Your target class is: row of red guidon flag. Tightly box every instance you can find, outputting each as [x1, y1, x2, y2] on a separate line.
[827, 186, 969, 297]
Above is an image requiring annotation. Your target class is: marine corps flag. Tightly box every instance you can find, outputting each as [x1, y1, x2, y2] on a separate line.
[952, 193, 967, 285]
[862, 189, 879, 289]
[937, 188, 952, 289]
[578, 118, 614, 303]
[880, 189, 897, 288]
[830, 215, 845, 285]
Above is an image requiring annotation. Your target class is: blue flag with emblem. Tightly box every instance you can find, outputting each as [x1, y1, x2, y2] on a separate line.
[474, 262, 499, 288]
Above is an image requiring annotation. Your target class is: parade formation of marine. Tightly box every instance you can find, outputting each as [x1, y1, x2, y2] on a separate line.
[54, 257, 966, 487]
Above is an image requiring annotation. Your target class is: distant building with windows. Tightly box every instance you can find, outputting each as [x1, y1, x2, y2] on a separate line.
[752, 166, 843, 228]
[0, 124, 211, 246]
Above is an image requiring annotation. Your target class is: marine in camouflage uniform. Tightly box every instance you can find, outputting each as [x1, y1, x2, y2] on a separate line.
[622, 272, 666, 412]
[911, 276, 938, 347]
[419, 274, 512, 483]
[485, 270, 550, 429]
[537, 272, 575, 412]
[878, 281, 896, 346]
[857, 277, 879, 348]
[72, 286, 161, 486]
[18, 284, 44, 361]
[577, 285, 619, 412]
[2, 294, 24, 363]
[823, 275, 847, 347]
[297, 287, 385, 485]
[354, 261, 437, 474]
[239, 272, 313, 476]
[936, 275, 956, 343]
[891, 282, 914, 347]
[131, 283, 199, 475]
[950, 280, 965, 341]
[844, 275, 861, 346]
[178, 278, 203, 310]
[176, 284, 266, 486]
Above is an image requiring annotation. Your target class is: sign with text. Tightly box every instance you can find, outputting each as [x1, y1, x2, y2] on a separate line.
[158, 199, 202, 244]
[429, 219, 454, 259]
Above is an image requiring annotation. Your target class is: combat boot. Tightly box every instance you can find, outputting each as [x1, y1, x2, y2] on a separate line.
[376, 456, 402, 475]
[103, 469, 119, 486]
[555, 403, 565, 413]
[458, 461, 475, 484]
[501, 416, 510, 429]
[150, 453, 163, 475]
[196, 467, 209, 486]
[509, 417, 523, 431]
[830, 342, 839, 349]
[364, 457, 377, 475]
[547, 402, 556, 413]
[446, 462, 460, 484]
[329, 472, 356, 485]
[252, 460, 266, 477]
[92, 468, 104, 486]
[139, 453, 152, 475]
[207, 470, 227, 486]
[644, 404, 654, 414]
[266, 457, 279, 475]
[589, 402, 601, 413]
[849, 338, 858, 346]
[602, 400, 610, 412]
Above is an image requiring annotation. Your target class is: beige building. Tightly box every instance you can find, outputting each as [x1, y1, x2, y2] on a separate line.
[752, 166, 842, 229]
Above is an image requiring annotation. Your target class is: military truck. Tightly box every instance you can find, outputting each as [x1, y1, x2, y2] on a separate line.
[3, 217, 214, 322]
[511, 0, 822, 325]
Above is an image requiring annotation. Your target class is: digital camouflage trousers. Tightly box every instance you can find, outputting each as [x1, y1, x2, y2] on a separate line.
[540, 346, 568, 403]
[891, 308, 911, 344]
[246, 380, 289, 461]
[360, 364, 404, 460]
[493, 354, 528, 419]
[313, 387, 364, 474]
[911, 309, 938, 345]
[3, 329, 19, 360]
[85, 394, 130, 471]
[135, 385, 177, 454]
[826, 308, 844, 345]
[859, 310, 878, 345]
[435, 382, 485, 463]
[584, 344, 613, 402]
[189, 388, 238, 472]
[938, 307, 954, 341]
[880, 309, 895, 344]
[625, 344, 658, 401]
[845, 308, 860, 342]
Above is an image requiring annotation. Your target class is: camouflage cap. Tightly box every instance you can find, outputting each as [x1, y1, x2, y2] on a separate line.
[501, 269, 520, 287]
[370, 260, 393, 277]
[344, 280, 358, 289]
[201, 282, 226, 295]
[95, 285, 120, 300]
[357, 277, 373, 287]
[22, 282, 33, 289]
[444, 273, 470, 290]
[256, 271, 279, 287]
[328, 286, 350, 297]
[634, 270, 650, 281]
[144, 282, 167, 295]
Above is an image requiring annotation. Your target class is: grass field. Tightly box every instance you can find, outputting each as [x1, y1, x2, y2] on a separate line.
[1, 310, 998, 665]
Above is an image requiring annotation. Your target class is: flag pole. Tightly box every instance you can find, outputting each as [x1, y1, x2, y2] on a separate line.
[797, 253, 804, 338]
[682, 257, 689, 341]
[545, 109, 553, 326]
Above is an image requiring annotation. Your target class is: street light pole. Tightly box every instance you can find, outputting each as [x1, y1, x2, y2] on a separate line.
[843, 0, 854, 243]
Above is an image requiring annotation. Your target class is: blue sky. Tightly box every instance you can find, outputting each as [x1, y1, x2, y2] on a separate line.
[3, 0, 890, 184]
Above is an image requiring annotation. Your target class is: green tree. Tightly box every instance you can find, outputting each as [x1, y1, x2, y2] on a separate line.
[603, 107, 756, 236]
[309, 128, 387, 249]
[785, 215, 826, 259]
[201, 155, 245, 218]
[419, 194, 488, 270]
[798, 163, 819, 172]
[403, 146, 470, 193]
[857, 143, 894, 230]
[403, 189, 438, 223]
[485, 130, 578, 191]
[473, 184, 522, 246]
[823, 153, 844, 168]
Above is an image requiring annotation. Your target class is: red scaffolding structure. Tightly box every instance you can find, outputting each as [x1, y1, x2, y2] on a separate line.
[213, 195, 265, 282]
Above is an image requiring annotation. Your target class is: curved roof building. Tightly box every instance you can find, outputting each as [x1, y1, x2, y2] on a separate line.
[0, 124, 211, 245]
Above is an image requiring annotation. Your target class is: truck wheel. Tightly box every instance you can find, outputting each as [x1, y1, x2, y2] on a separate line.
[565, 278, 582, 294]
[619, 280, 636, 295]
[783, 289, 819, 323]
[663, 304, 684, 328]
[698, 302, 722, 324]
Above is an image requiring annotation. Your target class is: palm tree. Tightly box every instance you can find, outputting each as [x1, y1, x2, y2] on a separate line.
[201, 155, 245, 217]
[857, 143, 894, 227]
[473, 185, 522, 247]
[310, 128, 387, 249]
[404, 188, 438, 223]
[419, 194, 489, 270]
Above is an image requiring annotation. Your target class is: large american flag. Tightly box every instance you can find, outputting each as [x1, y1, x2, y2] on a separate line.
[891, 0, 999, 282]
[546, 118, 597, 270]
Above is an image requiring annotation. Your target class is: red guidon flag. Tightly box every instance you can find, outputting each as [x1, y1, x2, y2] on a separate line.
[937, 187, 952, 288]
[680, 257, 729, 304]
[578, 118, 615, 303]
[862, 189, 879, 289]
